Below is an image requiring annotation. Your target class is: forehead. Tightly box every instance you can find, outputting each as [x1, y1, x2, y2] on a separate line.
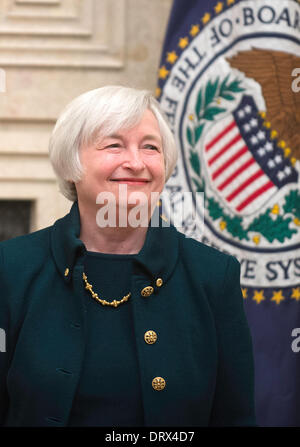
[101, 109, 162, 140]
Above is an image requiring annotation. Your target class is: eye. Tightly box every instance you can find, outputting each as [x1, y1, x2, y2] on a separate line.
[143, 144, 159, 151]
[106, 143, 121, 148]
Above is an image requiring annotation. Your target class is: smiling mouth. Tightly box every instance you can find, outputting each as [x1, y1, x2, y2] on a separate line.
[110, 179, 150, 183]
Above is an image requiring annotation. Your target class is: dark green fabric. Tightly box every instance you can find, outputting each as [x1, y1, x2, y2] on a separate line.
[0, 201, 256, 426]
[68, 252, 144, 426]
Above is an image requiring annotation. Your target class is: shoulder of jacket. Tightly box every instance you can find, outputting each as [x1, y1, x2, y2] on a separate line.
[176, 230, 237, 266]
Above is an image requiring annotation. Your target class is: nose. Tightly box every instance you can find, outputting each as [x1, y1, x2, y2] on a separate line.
[122, 147, 146, 172]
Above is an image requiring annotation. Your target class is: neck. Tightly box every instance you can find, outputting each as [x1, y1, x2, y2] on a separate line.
[77, 201, 149, 255]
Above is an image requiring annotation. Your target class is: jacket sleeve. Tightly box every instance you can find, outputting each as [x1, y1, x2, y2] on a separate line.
[0, 245, 10, 425]
[208, 255, 256, 426]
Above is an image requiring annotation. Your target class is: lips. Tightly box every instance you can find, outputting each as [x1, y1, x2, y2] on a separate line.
[110, 178, 150, 183]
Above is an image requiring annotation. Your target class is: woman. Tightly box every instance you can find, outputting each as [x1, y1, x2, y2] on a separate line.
[0, 86, 256, 426]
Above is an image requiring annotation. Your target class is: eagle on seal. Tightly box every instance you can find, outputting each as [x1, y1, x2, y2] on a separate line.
[227, 48, 300, 160]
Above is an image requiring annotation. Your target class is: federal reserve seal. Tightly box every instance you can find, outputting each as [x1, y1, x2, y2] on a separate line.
[158, 0, 300, 304]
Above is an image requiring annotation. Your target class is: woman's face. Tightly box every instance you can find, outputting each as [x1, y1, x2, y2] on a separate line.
[75, 109, 165, 224]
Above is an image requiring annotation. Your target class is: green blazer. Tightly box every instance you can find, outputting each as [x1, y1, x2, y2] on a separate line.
[0, 201, 255, 426]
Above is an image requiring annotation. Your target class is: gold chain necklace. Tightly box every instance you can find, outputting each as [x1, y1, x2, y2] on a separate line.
[82, 272, 131, 308]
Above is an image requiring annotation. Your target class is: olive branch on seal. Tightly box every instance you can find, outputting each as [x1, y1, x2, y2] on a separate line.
[187, 75, 245, 193]
[207, 189, 299, 243]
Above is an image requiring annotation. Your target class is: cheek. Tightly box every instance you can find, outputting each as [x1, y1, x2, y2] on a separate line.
[157, 158, 166, 182]
[83, 153, 116, 177]
[150, 154, 165, 174]
[152, 163, 165, 190]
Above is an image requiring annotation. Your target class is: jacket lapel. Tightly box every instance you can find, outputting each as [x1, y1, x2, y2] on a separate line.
[50, 200, 180, 289]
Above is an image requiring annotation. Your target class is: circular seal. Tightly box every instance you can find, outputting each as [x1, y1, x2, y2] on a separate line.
[159, 0, 300, 304]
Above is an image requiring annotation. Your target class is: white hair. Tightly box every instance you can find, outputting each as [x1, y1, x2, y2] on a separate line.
[48, 85, 178, 202]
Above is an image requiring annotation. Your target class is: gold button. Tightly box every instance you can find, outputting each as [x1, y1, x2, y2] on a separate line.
[141, 286, 154, 297]
[64, 268, 69, 277]
[152, 377, 166, 391]
[144, 330, 157, 344]
[156, 278, 163, 287]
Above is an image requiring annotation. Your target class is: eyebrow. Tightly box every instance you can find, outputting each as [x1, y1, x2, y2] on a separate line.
[142, 134, 162, 143]
[107, 133, 162, 143]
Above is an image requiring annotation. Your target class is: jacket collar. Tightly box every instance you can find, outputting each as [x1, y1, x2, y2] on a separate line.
[50, 201, 179, 287]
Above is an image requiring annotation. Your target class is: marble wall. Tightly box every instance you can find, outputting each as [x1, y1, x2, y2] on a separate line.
[0, 0, 172, 236]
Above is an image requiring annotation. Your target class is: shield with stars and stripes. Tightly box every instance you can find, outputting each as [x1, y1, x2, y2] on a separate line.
[202, 95, 298, 216]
